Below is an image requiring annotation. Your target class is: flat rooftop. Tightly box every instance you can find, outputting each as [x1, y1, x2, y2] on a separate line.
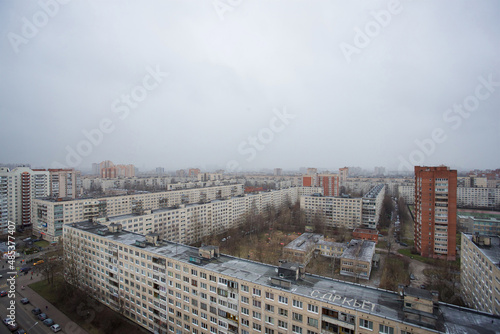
[68, 221, 500, 334]
[463, 233, 500, 268]
[36, 183, 244, 202]
[283, 233, 322, 252]
[342, 239, 376, 262]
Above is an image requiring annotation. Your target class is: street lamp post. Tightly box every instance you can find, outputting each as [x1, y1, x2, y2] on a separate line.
[27, 321, 38, 333]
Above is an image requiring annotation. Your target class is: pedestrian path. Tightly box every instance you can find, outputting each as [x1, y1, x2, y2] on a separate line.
[16, 272, 89, 334]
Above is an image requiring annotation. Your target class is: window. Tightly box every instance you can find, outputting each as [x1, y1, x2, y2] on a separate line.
[278, 308, 288, 316]
[241, 284, 249, 292]
[278, 320, 288, 329]
[241, 296, 249, 304]
[279, 296, 288, 304]
[253, 288, 261, 296]
[253, 300, 262, 308]
[307, 318, 318, 328]
[293, 299, 303, 308]
[307, 304, 318, 313]
[360, 319, 373, 330]
[292, 325, 302, 334]
[265, 304, 274, 312]
[265, 291, 274, 300]
[241, 307, 249, 315]
[379, 325, 394, 334]
[253, 323, 262, 331]
[265, 315, 274, 324]
[292, 312, 302, 322]
[253, 311, 262, 320]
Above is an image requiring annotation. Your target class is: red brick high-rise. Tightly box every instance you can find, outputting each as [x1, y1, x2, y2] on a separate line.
[414, 166, 457, 260]
[302, 173, 340, 196]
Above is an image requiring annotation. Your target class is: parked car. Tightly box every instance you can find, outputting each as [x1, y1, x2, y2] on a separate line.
[0, 291, 8, 297]
[400, 242, 408, 247]
[33, 260, 44, 266]
[43, 319, 54, 326]
[7, 323, 19, 332]
[3, 318, 11, 325]
[20, 298, 29, 304]
[420, 284, 426, 289]
[20, 267, 31, 273]
[14, 329, 27, 334]
[31, 308, 41, 315]
[50, 324, 61, 332]
[410, 274, 416, 280]
[37, 313, 47, 321]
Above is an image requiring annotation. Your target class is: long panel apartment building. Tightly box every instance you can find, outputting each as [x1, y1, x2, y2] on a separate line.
[98, 189, 310, 245]
[33, 184, 244, 241]
[461, 233, 500, 315]
[64, 221, 498, 334]
[35, 185, 322, 242]
[300, 185, 385, 230]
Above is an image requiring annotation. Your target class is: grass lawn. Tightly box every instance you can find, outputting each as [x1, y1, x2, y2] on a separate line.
[398, 248, 436, 265]
[28, 279, 61, 304]
[29, 278, 140, 334]
[376, 240, 388, 249]
[34, 240, 50, 248]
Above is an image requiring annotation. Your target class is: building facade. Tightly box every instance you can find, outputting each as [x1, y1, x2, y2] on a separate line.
[302, 174, 340, 197]
[48, 168, 82, 199]
[34, 185, 321, 242]
[414, 166, 457, 260]
[0, 167, 50, 230]
[63, 221, 498, 334]
[301, 185, 385, 230]
[33, 184, 244, 241]
[340, 239, 376, 280]
[461, 233, 500, 315]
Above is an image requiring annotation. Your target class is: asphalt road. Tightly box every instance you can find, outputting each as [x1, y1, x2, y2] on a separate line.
[0, 259, 53, 334]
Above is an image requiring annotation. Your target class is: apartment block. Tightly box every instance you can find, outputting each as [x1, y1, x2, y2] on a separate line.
[33, 184, 244, 241]
[63, 221, 498, 334]
[0, 167, 50, 230]
[47, 168, 82, 199]
[461, 233, 500, 315]
[302, 174, 340, 197]
[361, 184, 385, 229]
[457, 187, 500, 209]
[301, 185, 384, 230]
[301, 195, 362, 229]
[34, 186, 318, 242]
[414, 166, 457, 260]
[398, 185, 415, 204]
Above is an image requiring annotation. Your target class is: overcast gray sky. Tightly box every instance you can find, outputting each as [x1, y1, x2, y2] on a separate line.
[1, 0, 499, 173]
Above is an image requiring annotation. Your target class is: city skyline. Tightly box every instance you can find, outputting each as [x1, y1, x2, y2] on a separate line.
[1, 1, 499, 172]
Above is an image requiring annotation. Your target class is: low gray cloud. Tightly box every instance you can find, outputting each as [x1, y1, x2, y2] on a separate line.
[0, 0, 499, 172]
